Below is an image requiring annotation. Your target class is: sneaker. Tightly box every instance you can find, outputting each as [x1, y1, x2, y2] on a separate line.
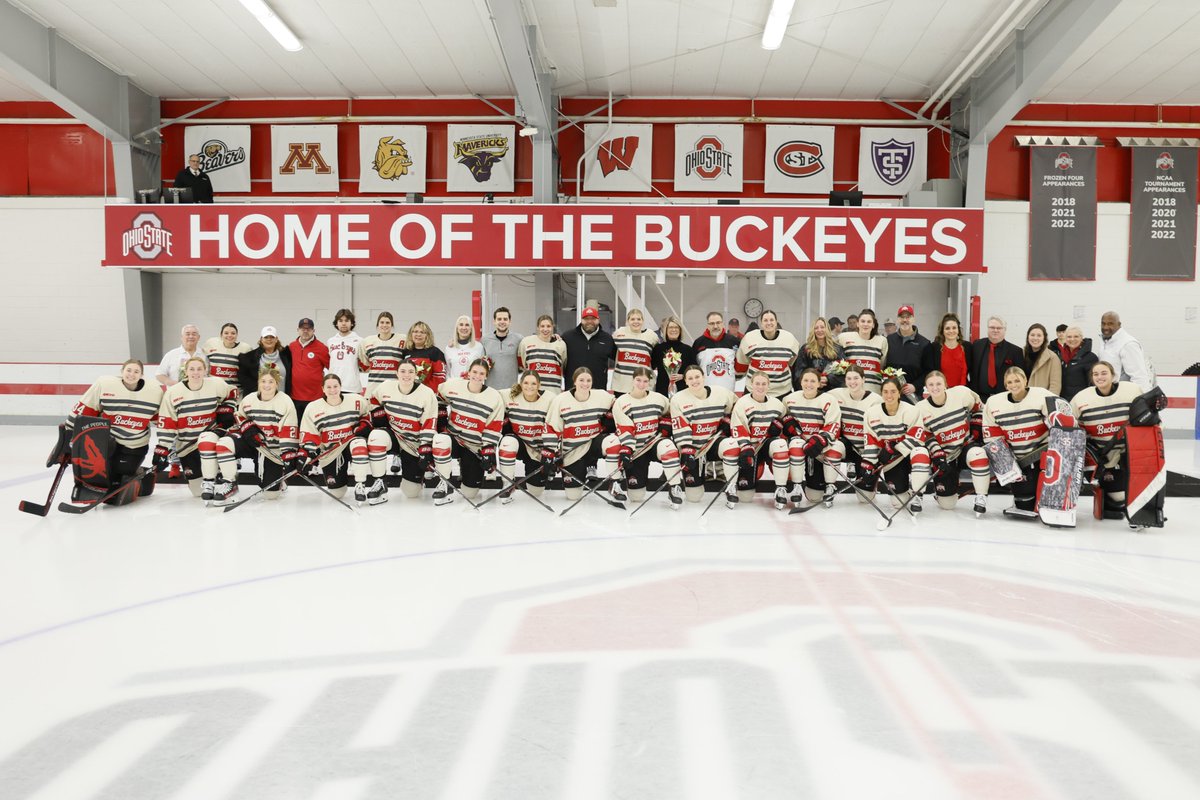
[200, 479, 215, 501]
[910, 495, 922, 513]
[354, 482, 368, 503]
[668, 484, 684, 508]
[725, 489, 739, 509]
[367, 478, 388, 505]
[432, 479, 454, 506]
[212, 479, 238, 505]
[973, 494, 987, 517]
[774, 487, 788, 510]
[822, 484, 836, 508]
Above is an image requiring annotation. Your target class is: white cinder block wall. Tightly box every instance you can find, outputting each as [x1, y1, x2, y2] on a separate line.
[1, 199, 1196, 372]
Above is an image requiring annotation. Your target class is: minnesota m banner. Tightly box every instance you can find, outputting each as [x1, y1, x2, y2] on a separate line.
[272, 124, 339, 192]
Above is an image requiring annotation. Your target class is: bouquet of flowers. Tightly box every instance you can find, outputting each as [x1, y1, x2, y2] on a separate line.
[413, 360, 432, 385]
[825, 359, 851, 376]
[662, 349, 683, 395]
[882, 366, 906, 383]
[480, 356, 495, 372]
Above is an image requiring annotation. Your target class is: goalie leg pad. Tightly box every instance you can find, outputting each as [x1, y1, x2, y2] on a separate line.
[983, 438, 1021, 486]
[70, 417, 114, 503]
[1037, 426, 1087, 528]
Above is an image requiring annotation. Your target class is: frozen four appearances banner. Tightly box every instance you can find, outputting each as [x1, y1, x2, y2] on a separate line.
[446, 124, 515, 193]
[674, 124, 743, 192]
[1029, 147, 1097, 280]
[183, 125, 250, 193]
[271, 124, 339, 192]
[764, 125, 835, 195]
[103, 204, 983, 272]
[1129, 147, 1197, 280]
[358, 125, 427, 193]
[857, 127, 927, 196]
[583, 123, 654, 193]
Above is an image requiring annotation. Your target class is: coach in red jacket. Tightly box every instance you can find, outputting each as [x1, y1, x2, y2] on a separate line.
[289, 317, 331, 420]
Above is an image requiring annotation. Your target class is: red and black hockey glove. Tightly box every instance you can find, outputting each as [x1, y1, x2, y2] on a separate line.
[929, 449, 948, 478]
[767, 418, 785, 438]
[541, 447, 562, 470]
[280, 448, 305, 468]
[237, 419, 267, 447]
[352, 417, 373, 438]
[436, 406, 449, 433]
[216, 403, 238, 430]
[679, 446, 700, 486]
[878, 440, 900, 463]
[370, 406, 389, 429]
[658, 416, 674, 439]
[152, 445, 171, 472]
[418, 443, 434, 470]
[737, 445, 756, 474]
[601, 410, 616, 434]
[617, 445, 634, 473]
[802, 436, 825, 458]
[479, 445, 497, 474]
[782, 416, 801, 439]
[858, 459, 879, 481]
[717, 416, 732, 437]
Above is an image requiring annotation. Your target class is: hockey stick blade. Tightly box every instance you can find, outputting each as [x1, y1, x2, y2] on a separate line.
[57, 469, 147, 515]
[18, 460, 70, 517]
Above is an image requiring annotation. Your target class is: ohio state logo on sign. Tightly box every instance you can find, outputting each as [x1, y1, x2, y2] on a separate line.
[121, 212, 173, 260]
[684, 136, 733, 180]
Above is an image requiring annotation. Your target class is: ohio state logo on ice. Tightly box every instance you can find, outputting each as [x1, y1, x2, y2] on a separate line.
[684, 136, 733, 180]
[122, 212, 173, 260]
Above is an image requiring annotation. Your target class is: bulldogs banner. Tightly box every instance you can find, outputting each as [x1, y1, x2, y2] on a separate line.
[183, 125, 250, 193]
[446, 124, 515, 193]
[764, 125, 835, 194]
[674, 124, 743, 192]
[1129, 147, 1197, 280]
[858, 127, 927, 196]
[358, 125, 427, 193]
[1029, 146, 1097, 280]
[271, 125, 339, 192]
[583, 123, 653, 193]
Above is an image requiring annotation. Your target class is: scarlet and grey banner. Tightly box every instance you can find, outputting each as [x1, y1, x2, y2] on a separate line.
[104, 204, 983, 272]
[1029, 147, 1097, 280]
[1129, 147, 1197, 280]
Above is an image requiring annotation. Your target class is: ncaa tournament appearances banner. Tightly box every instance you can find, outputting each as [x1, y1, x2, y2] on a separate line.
[1129, 147, 1197, 280]
[764, 125, 835, 194]
[1029, 147, 1097, 280]
[183, 125, 250, 192]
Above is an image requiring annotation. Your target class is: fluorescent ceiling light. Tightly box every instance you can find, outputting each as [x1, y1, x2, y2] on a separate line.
[237, 0, 303, 52]
[761, 0, 796, 50]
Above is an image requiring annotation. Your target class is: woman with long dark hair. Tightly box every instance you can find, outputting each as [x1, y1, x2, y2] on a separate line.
[921, 312, 969, 389]
[838, 308, 888, 394]
[1024, 323, 1062, 395]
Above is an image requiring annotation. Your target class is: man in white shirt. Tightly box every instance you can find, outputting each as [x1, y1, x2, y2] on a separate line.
[326, 308, 363, 394]
[155, 324, 202, 386]
[1098, 311, 1153, 391]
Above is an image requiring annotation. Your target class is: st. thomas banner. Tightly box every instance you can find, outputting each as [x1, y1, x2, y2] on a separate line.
[1129, 147, 1197, 280]
[1029, 146, 1097, 280]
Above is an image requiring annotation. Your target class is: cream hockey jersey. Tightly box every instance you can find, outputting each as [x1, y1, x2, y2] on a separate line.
[609, 328, 660, 394]
[300, 393, 370, 465]
[237, 390, 299, 464]
[1070, 381, 1143, 468]
[862, 402, 924, 464]
[735, 330, 801, 397]
[517, 335, 568, 394]
[158, 377, 237, 456]
[730, 393, 786, 449]
[357, 334, 405, 387]
[68, 375, 163, 449]
[544, 389, 615, 455]
[669, 385, 737, 454]
[203, 338, 252, 390]
[781, 390, 842, 445]
[983, 386, 1061, 464]
[613, 390, 669, 450]
[370, 380, 438, 456]
[827, 387, 882, 450]
[913, 385, 982, 459]
[438, 378, 505, 453]
[838, 332, 889, 392]
[506, 390, 555, 458]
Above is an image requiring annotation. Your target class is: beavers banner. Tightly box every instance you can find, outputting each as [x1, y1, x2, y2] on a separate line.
[103, 204, 984, 272]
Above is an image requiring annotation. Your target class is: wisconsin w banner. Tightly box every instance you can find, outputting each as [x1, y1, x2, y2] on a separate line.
[271, 125, 339, 192]
[183, 125, 250, 193]
[1029, 146, 1097, 280]
[583, 123, 653, 193]
[858, 127, 927, 196]
[764, 125, 834, 194]
[446, 124, 515, 193]
[1129, 146, 1197, 280]
[674, 124, 743, 192]
[358, 125, 427, 193]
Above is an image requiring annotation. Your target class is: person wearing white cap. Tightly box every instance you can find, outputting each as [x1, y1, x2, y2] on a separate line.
[237, 325, 292, 397]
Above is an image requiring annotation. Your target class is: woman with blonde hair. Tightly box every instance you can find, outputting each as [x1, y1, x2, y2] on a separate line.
[650, 314, 696, 396]
[445, 314, 484, 381]
[403, 320, 448, 394]
[611, 308, 660, 396]
[158, 356, 239, 503]
[793, 316, 845, 392]
[497, 369, 555, 502]
[232, 367, 300, 502]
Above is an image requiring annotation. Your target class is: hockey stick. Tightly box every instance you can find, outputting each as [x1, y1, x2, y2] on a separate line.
[629, 426, 725, 518]
[699, 427, 781, 518]
[222, 443, 343, 513]
[57, 469, 148, 515]
[18, 460, 70, 517]
[488, 468, 555, 513]
[558, 435, 663, 517]
[801, 460, 891, 523]
[262, 441, 356, 512]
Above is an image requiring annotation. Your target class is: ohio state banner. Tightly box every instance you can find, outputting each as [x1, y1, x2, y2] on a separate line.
[446, 124, 515, 193]
[271, 125, 339, 192]
[1029, 147, 1097, 280]
[1129, 147, 1197, 280]
[358, 125, 427, 193]
[583, 123, 653, 193]
[182, 125, 250, 192]
[857, 127, 927, 196]
[674, 124, 743, 192]
[764, 125, 835, 195]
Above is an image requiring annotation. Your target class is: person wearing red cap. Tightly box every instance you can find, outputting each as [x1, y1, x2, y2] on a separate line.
[288, 317, 331, 421]
[562, 305, 616, 391]
[884, 304, 930, 402]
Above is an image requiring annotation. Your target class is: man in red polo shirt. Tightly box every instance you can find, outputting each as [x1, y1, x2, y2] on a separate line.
[289, 317, 331, 420]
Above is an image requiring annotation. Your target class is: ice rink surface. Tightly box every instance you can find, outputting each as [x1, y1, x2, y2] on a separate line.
[2, 424, 1199, 800]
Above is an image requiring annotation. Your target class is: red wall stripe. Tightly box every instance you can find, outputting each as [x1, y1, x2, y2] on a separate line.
[0, 383, 92, 395]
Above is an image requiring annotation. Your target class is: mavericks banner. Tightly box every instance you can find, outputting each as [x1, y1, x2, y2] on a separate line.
[271, 125, 339, 192]
[1029, 147, 1097, 280]
[583, 123, 653, 193]
[764, 125, 835, 195]
[446, 124, 515, 193]
[1129, 147, 1197, 280]
[103, 204, 984, 272]
[183, 125, 250, 192]
[858, 127, 927, 196]
[674, 124, 743, 192]
[358, 125, 427, 193]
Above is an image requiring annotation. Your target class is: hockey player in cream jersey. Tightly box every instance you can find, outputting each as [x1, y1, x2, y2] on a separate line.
[781, 368, 844, 509]
[543, 367, 617, 502]
[983, 367, 1070, 515]
[203, 323, 252, 397]
[299, 374, 372, 498]
[498, 370, 556, 503]
[718, 371, 788, 509]
[517, 315, 568, 396]
[915, 371, 990, 516]
[433, 359, 506, 505]
[838, 310, 889, 394]
[357, 312, 405, 390]
[734, 310, 800, 398]
[156, 357, 238, 503]
[861, 376, 931, 509]
[1070, 360, 1143, 519]
[610, 309, 659, 395]
[362, 359, 439, 504]
[827, 365, 883, 468]
[669, 365, 737, 503]
[230, 368, 300, 501]
[601, 367, 674, 507]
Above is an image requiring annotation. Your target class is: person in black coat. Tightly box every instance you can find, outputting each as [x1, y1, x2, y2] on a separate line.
[969, 316, 1023, 400]
[652, 315, 697, 395]
[1057, 325, 1099, 400]
[792, 316, 844, 392]
[173, 154, 215, 203]
[884, 304, 930, 401]
[238, 326, 293, 397]
[561, 306, 617, 390]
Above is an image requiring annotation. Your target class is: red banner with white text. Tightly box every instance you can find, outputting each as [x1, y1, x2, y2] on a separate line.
[103, 204, 984, 272]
